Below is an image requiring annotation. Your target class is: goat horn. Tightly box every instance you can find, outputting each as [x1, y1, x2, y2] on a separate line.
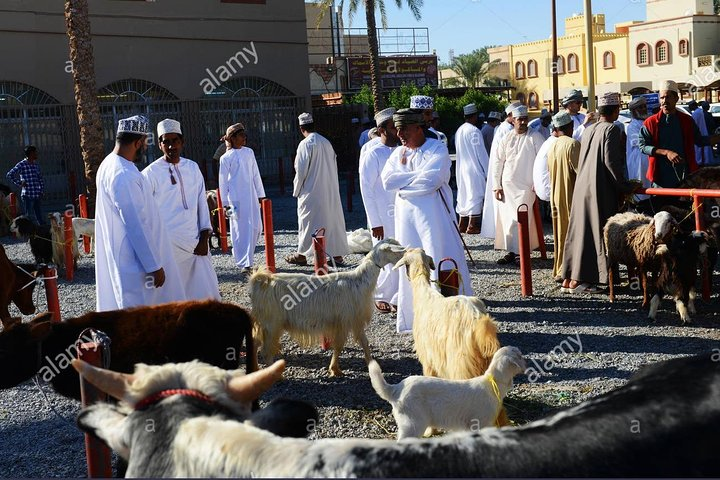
[71, 359, 133, 401]
[227, 359, 286, 403]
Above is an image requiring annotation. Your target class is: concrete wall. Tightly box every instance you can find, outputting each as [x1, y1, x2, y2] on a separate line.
[0, 0, 311, 103]
[646, 0, 715, 21]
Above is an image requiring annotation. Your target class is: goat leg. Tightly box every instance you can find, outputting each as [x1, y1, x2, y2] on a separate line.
[641, 272, 649, 309]
[608, 267, 615, 303]
[328, 342, 344, 377]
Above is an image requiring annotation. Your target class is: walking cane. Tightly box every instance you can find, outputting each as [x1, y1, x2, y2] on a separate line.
[438, 189, 476, 267]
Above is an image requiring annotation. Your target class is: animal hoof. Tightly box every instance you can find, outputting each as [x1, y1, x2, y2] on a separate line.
[328, 369, 343, 377]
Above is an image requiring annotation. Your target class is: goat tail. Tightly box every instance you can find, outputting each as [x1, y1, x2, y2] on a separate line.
[469, 314, 501, 375]
[368, 360, 398, 403]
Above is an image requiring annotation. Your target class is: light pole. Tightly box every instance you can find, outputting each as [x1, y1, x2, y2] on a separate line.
[551, 0, 559, 113]
[584, 0, 596, 111]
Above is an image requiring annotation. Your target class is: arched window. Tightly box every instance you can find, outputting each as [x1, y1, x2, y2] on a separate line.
[637, 43, 650, 66]
[555, 55, 565, 74]
[679, 39, 689, 57]
[603, 51, 615, 69]
[567, 53, 579, 73]
[97, 79, 178, 103]
[516, 92, 526, 104]
[515, 61, 526, 79]
[655, 40, 670, 64]
[528, 92, 539, 109]
[527, 59, 538, 78]
[205, 76, 296, 98]
[0, 81, 59, 105]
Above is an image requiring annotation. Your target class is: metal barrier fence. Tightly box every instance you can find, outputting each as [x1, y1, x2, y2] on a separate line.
[0, 96, 305, 203]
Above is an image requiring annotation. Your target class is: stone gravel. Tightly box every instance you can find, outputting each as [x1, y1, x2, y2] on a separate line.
[1, 184, 719, 477]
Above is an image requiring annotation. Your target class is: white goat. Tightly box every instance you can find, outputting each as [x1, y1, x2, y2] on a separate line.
[72, 217, 95, 254]
[48, 212, 79, 268]
[249, 238, 406, 376]
[369, 346, 526, 439]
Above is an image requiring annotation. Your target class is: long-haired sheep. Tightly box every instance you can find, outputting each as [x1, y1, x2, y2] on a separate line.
[249, 238, 406, 377]
[603, 211, 676, 306]
[392, 248, 500, 380]
[0, 300, 256, 400]
[650, 230, 708, 324]
[9, 215, 53, 265]
[369, 346, 526, 439]
[48, 212, 79, 268]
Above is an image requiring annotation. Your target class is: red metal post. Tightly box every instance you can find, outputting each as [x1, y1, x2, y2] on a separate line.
[278, 157, 285, 196]
[313, 228, 327, 276]
[216, 188, 229, 254]
[261, 199, 276, 273]
[533, 199, 548, 259]
[63, 212, 74, 281]
[77, 340, 113, 478]
[78, 194, 91, 254]
[8, 192, 17, 219]
[517, 204, 533, 297]
[346, 171, 353, 212]
[42, 265, 61, 322]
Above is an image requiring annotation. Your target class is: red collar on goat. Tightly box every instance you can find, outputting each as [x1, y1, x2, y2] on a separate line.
[134, 389, 219, 411]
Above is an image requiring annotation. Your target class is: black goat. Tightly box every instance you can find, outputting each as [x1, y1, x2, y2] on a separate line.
[10, 215, 54, 265]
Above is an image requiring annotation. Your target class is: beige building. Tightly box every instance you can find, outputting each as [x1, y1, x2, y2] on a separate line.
[0, 0, 311, 200]
[628, 0, 720, 100]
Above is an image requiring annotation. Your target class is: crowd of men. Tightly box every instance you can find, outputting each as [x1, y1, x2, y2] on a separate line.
[5, 78, 720, 327]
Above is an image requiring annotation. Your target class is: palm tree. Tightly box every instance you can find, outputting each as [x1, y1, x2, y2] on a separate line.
[317, 0, 424, 112]
[450, 48, 500, 88]
[64, 0, 105, 216]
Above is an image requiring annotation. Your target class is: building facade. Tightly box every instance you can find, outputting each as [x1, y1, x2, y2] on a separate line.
[0, 0, 311, 201]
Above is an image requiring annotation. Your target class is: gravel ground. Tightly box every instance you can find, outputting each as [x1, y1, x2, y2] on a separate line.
[1, 182, 720, 477]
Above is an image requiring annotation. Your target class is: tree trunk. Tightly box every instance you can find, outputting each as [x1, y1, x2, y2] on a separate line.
[365, 0, 384, 112]
[64, 0, 105, 217]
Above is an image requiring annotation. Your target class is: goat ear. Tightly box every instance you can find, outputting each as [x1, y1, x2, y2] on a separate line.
[427, 256, 436, 271]
[72, 359, 134, 401]
[227, 359, 285, 404]
[392, 257, 406, 271]
[77, 404, 131, 459]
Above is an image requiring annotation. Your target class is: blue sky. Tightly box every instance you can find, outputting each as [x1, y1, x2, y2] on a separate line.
[331, 0, 647, 64]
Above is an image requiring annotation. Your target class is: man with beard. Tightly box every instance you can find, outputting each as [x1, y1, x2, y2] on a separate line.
[142, 119, 220, 300]
[94, 115, 185, 311]
[359, 107, 400, 313]
[381, 109, 472, 333]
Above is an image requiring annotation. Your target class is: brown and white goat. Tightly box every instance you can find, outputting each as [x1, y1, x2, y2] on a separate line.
[0, 300, 256, 400]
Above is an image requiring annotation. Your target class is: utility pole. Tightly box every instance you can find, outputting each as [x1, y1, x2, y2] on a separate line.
[551, 0, 559, 113]
[584, 0, 596, 111]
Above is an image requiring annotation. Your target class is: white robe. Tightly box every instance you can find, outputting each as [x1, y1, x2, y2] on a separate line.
[571, 112, 587, 141]
[492, 130, 544, 253]
[219, 147, 266, 268]
[480, 120, 514, 238]
[692, 109, 714, 166]
[428, 126, 448, 146]
[95, 153, 185, 311]
[625, 118, 651, 201]
[359, 141, 399, 305]
[142, 157, 220, 301]
[293, 133, 349, 258]
[529, 119, 551, 140]
[532, 136, 558, 202]
[454, 122, 489, 216]
[381, 138, 472, 333]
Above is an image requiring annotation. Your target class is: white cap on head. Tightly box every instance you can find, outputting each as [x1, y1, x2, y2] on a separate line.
[512, 104, 528, 118]
[628, 96, 647, 110]
[410, 95, 434, 110]
[598, 92, 621, 107]
[117, 115, 150, 135]
[374, 107, 396, 127]
[551, 111, 573, 129]
[658, 80, 680, 94]
[505, 101, 522, 115]
[157, 119, 182, 139]
[298, 112, 314, 126]
[488, 111, 502, 120]
[463, 103, 478, 116]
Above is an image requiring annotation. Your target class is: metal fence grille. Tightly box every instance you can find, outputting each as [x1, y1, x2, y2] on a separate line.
[0, 96, 305, 204]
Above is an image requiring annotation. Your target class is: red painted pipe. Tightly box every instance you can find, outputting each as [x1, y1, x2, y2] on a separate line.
[262, 199, 276, 273]
[77, 339, 113, 478]
[517, 204, 532, 297]
[78, 194, 91, 254]
[639, 187, 720, 198]
[8, 192, 17, 219]
[63, 212, 74, 281]
[216, 188, 229, 254]
[533, 199, 547, 259]
[313, 228, 327, 276]
[42, 265, 61, 322]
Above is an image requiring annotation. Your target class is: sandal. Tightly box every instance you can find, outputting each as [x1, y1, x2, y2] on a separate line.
[284, 253, 307, 266]
[496, 252, 517, 265]
[571, 283, 604, 294]
[375, 301, 392, 313]
[331, 256, 347, 267]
